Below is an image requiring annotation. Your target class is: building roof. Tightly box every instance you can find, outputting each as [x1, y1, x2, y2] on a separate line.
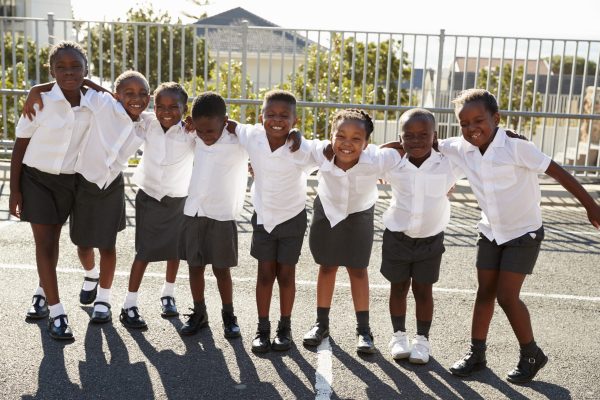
[453, 57, 550, 75]
[195, 7, 309, 54]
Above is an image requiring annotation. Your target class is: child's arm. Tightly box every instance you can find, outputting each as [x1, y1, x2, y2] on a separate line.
[287, 129, 302, 152]
[545, 161, 600, 228]
[22, 82, 55, 120]
[9, 138, 30, 219]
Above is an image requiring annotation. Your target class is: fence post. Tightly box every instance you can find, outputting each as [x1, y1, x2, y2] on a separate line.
[47, 12, 55, 45]
[240, 20, 248, 122]
[434, 29, 445, 109]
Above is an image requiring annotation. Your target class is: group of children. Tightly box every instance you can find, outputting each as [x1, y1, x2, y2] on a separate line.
[9, 40, 600, 385]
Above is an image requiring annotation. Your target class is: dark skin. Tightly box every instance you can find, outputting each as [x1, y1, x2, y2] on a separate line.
[10, 48, 88, 306]
[457, 100, 600, 344]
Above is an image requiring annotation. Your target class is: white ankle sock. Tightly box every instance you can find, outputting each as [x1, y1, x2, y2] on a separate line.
[123, 291, 138, 310]
[161, 282, 175, 298]
[48, 303, 66, 326]
[34, 286, 46, 297]
[83, 266, 99, 291]
[94, 287, 111, 313]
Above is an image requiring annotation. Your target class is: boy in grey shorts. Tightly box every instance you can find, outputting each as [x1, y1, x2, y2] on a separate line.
[381, 108, 463, 364]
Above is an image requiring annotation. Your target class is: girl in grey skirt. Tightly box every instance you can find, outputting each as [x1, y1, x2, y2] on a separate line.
[301, 109, 401, 354]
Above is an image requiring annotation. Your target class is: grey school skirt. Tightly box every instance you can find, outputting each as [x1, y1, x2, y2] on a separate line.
[180, 215, 238, 268]
[309, 196, 375, 269]
[69, 173, 126, 249]
[19, 165, 76, 225]
[135, 189, 186, 262]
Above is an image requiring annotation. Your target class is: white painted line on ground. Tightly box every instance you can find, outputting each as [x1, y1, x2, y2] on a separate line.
[2, 263, 599, 303]
[314, 337, 333, 400]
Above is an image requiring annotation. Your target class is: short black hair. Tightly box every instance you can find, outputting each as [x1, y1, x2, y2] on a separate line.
[330, 108, 374, 139]
[48, 40, 88, 69]
[191, 91, 226, 119]
[399, 108, 436, 131]
[154, 82, 188, 106]
[262, 89, 297, 110]
[114, 70, 149, 92]
[452, 88, 499, 115]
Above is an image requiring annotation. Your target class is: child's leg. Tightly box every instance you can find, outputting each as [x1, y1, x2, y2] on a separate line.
[180, 265, 209, 335]
[189, 265, 206, 303]
[31, 223, 62, 306]
[256, 260, 277, 320]
[165, 259, 179, 284]
[90, 247, 118, 318]
[77, 246, 100, 304]
[412, 281, 434, 338]
[77, 246, 96, 271]
[347, 268, 370, 313]
[213, 267, 233, 306]
[316, 265, 338, 308]
[120, 259, 150, 329]
[160, 259, 180, 316]
[275, 262, 296, 317]
[496, 270, 533, 344]
[389, 280, 411, 332]
[127, 259, 150, 293]
[472, 269, 500, 340]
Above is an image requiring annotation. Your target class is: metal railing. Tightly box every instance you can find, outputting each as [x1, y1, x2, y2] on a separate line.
[1, 14, 599, 174]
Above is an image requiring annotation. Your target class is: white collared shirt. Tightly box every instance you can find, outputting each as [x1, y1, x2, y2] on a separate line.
[132, 119, 195, 201]
[236, 123, 316, 233]
[74, 91, 142, 188]
[382, 152, 464, 238]
[16, 84, 92, 175]
[184, 128, 249, 221]
[438, 128, 551, 244]
[312, 142, 401, 227]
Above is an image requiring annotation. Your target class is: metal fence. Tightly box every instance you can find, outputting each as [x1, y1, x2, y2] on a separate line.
[1, 14, 600, 174]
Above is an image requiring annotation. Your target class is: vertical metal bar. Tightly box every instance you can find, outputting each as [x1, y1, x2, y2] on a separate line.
[383, 33, 393, 141]
[145, 25, 150, 86]
[203, 26, 208, 91]
[99, 23, 104, 84]
[314, 31, 322, 137]
[35, 21, 40, 82]
[497, 38, 506, 104]
[396, 33, 405, 135]
[324, 31, 333, 136]
[192, 25, 197, 96]
[134, 25, 138, 71]
[540, 40, 555, 152]
[180, 25, 185, 82]
[563, 40, 579, 164]
[280, 28, 285, 85]
[361, 32, 368, 104]
[292, 31, 297, 93]
[338, 32, 345, 101]
[506, 38, 518, 127]
[110, 23, 115, 88]
[420, 35, 429, 107]
[350, 32, 357, 104]
[268, 27, 273, 88]
[529, 39, 542, 139]
[157, 25, 162, 86]
[517, 39, 530, 134]
[302, 29, 309, 135]
[449, 36, 458, 135]
[241, 21, 248, 121]
[1, 19, 6, 140]
[169, 25, 173, 81]
[47, 13, 55, 45]
[574, 41, 590, 166]
[86, 22, 90, 78]
[474, 36, 481, 89]
[373, 33, 381, 106]
[23, 19, 28, 86]
[122, 22, 127, 72]
[408, 35, 416, 105]
[587, 45, 600, 169]
[550, 40, 567, 160]
[434, 29, 445, 108]
[461, 36, 470, 91]
[485, 37, 493, 91]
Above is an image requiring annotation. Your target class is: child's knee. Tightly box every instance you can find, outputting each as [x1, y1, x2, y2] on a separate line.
[213, 267, 231, 281]
[496, 292, 520, 309]
[411, 282, 433, 302]
[391, 281, 411, 297]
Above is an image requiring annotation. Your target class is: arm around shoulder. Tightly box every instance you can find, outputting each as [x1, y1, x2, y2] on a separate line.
[545, 161, 600, 228]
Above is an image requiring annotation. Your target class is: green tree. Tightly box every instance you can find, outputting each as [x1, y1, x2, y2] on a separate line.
[546, 55, 597, 75]
[477, 63, 542, 130]
[285, 34, 412, 138]
[84, 7, 214, 89]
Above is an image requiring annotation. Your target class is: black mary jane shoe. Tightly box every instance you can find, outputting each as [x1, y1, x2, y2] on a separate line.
[251, 330, 271, 353]
[356, 329, 377, 354]
[48, 314, 74, 341]
[449, 350, 488, 377]
[79, 277, 99, 305]
[26, 295, 49, 320]
[160, 296, 179, 318]
[119, 307, 147, 329]
[506, 348, 548, 384]
[179, 309, 209, 336]
[303, 322, 330, 347]
[222, 311, 241, 339]
[90, 301, 112, 324]
[271, 322, 292, 351]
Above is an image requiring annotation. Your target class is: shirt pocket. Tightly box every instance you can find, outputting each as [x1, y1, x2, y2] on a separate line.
[491, 164, 517, 190]
[424, 174, 448, 198]
[354, 175, 376, 194]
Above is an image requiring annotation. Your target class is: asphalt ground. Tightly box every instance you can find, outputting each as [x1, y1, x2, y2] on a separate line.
[0, 172, 599, 400]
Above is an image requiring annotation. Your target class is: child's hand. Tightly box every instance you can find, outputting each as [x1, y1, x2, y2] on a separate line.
[9, 191, 22, 219]
[287, 129, 302, 152]
[323, 143, 334, 161]
[586, 203, 600, 229]
[505, 129, 528, 141]
[22, 89, 44, 120]
[379, 141, 405, 156]
[184, 116, 195, 134]
[226, 119, 238, 134]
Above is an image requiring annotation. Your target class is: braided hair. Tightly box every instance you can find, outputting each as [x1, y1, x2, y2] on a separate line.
[330, 108, 374, 139]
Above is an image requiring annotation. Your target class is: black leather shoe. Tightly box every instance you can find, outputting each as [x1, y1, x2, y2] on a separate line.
[48, 314, 74, 340]
[450, 350, 487, 377]
[26, 295, 49, 320]
[251, 330, 271, 353]
[222, 311, 241, 339]
[356, 329, 377, 354]
[272, 322, 292, 351]
[506, 348, 548, 384]
[90, 301, 112, 324]
[179, 309, 208, 335]
[160, 296, 179, 317]
[303, 322, 330, 346]
[119, 307, 147, 329]
[79, 277, 99, 305]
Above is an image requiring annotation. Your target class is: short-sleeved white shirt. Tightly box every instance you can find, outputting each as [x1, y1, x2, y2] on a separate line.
[235, 123, 316, 233]
[132, 119, 195, 201]
[16, 84, 92, 175]
[312, 142, 401, 227]
[184, 128, 249, 221]
[382, 152, 464, 238]
[438, 128, 552, 244]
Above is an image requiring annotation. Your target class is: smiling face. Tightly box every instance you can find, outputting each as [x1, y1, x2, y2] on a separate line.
[154, 90, 187, 131]
[115, 76, 150, 120]
[331, 119, 369, 170]
[259, 99, 297, 146]
[50, 48, 87, 94]
[400, 117, 435, 164]
[457, 100, 500, 152]
[193, 115, 227, 146]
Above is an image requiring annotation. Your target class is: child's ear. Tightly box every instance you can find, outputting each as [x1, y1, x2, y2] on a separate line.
[259, 114, 264, 124]
[493, 112, 500, 126]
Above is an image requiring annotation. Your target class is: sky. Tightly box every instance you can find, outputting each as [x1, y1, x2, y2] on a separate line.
[71, 0, 600, 41]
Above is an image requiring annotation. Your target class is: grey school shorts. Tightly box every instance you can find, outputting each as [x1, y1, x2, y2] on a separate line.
[250, 209, 307, 265]
[19, 165, 76, 225]
[380, 230, 445, 284]
[180, 215, 238, 268]
[475, 226, 544, 275]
